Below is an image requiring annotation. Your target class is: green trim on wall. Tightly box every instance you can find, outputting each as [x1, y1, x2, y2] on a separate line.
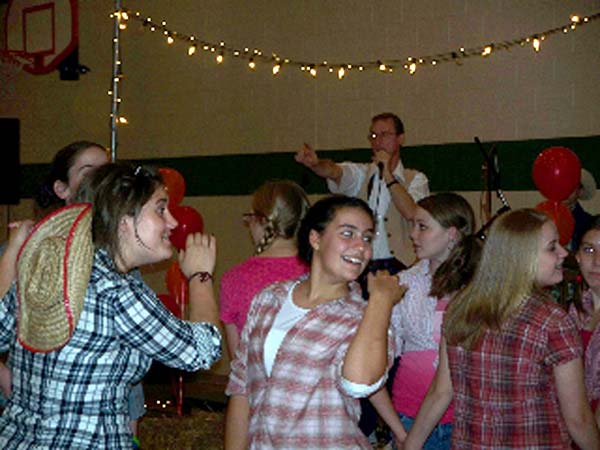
[20, 135, 600, 198]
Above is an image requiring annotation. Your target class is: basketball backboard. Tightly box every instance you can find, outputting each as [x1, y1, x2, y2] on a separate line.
[2, 0, 78, 74]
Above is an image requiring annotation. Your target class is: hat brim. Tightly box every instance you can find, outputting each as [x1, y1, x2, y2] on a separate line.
[17, 203, 93, 353]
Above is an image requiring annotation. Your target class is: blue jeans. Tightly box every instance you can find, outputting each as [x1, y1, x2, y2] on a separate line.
[394, 414, 452, 450]
[128, 383, 146, 421]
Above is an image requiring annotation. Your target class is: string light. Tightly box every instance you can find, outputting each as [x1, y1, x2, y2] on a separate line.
[114, 7, 600, 86]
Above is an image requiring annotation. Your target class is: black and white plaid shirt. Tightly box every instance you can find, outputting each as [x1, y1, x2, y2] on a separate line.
[0, 249, 221, 449]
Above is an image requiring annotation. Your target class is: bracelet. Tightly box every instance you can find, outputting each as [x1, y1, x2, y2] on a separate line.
[188, 271, 213, 283]
[386, 180, 399, 189]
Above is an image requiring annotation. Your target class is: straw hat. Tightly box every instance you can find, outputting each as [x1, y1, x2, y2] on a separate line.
[579, 168, 597, 201]
[17, 203, 94, 353]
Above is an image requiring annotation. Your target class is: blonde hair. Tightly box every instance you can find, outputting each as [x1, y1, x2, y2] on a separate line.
[251, 180, 309, 254]
[444, 209, 549, 350]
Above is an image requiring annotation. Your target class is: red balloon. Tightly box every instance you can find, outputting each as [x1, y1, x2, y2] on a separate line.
[165, 261, 188, 300]
[532, 147, 581, 201]
[535, 200, 575, 246]
[159, 167, 186, 206]
[157, 293, 181, 318]
[169, 205, 204, 250]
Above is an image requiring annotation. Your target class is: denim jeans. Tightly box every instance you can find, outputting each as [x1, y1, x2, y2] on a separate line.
[394, 414, 452, 450]
[128, 382, 146, 420]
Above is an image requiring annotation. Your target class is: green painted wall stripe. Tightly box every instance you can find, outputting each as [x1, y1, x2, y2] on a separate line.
[20, 135, 600, 198]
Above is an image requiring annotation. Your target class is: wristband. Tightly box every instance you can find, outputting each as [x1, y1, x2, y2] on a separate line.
[188, 271, 213, 283]
[386, 180, 399, 189]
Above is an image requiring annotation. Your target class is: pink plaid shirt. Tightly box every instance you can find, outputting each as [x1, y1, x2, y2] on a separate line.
[226, 275, 394, 449]
[446, 293, 582, 449]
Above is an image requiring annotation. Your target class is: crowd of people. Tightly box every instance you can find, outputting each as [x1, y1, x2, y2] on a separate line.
[0, 112, 599, 449]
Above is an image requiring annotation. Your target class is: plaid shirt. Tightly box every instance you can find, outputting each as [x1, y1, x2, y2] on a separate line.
[226, 276, 394, 449]
[569, 289, 600, 402]
[446, 293, 581, 449]
[0, 249, 221, 449]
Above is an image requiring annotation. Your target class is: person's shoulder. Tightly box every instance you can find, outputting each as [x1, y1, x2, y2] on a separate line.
[339, 161, 370, 174]
[404, 167, 427, 181]
[221, 256, 262, 281]
[399, 259, 428, 281]
[255, 276, 303, 303]
[89, 249, 119, 283]
[523, 293, 571, 326]
[331, 283, 367, 316]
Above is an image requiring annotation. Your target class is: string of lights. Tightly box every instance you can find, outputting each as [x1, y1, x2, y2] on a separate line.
[109, 3, 127, 159]
[118, 9, 599, 79]
[108, 7, 599, 133]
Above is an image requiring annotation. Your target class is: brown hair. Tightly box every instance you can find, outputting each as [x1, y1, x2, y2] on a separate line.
[418, 193, 479, 298]
[75, 162, 163, 264]
[297, 196, 374, 264]
[371, 112, 404, 135]
[35, 141, 106, 211]
[251, 180, 310, 254]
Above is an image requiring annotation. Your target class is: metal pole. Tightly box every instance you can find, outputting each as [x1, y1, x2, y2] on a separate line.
[109, 0, 122, 162]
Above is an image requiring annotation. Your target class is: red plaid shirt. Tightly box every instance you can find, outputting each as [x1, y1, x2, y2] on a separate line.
[226, 276, 394, 449]
[445, 293, 582, 449]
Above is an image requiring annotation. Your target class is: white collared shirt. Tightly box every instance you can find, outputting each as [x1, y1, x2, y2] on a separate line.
[327, 160, 429, 259]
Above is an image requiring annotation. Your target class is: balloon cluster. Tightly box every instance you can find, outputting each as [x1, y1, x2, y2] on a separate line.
[157, 167, 205, 316]
[532, 147, 580, 246]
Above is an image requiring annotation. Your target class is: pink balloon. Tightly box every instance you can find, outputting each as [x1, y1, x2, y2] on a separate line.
[532, 147, 581, 201]
[169, 206, 204, 250]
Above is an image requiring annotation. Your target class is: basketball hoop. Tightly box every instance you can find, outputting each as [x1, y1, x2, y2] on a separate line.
[3, 0, 78, 75]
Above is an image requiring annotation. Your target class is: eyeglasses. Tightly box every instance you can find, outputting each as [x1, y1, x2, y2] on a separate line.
[368, 131, 397, 142]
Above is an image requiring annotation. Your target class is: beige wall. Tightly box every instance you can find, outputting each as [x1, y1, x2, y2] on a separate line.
[2, 1, 600, 374]
[2, 1, 600, 160]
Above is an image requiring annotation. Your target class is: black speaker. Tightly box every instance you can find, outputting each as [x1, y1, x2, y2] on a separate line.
[0, 118, 20, 205]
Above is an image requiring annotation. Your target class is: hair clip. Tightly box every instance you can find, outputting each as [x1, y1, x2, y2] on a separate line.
[134, 166, 142, 176]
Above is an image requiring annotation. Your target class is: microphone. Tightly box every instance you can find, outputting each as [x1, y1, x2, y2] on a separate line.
[377, 162, 384, 179]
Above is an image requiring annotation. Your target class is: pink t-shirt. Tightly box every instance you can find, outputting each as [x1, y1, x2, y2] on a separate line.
[390, 260, 453, 423]
[219, 256, 308, 333]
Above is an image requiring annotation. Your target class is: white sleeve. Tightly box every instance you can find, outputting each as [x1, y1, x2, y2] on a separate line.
[407, 171, 429, 201]
[340, 374, 386, 398]
[326, 162, 368, 197]
[390, 271, 410, 358]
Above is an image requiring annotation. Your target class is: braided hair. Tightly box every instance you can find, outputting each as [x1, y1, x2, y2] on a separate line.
[251, 180, 309, 255]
